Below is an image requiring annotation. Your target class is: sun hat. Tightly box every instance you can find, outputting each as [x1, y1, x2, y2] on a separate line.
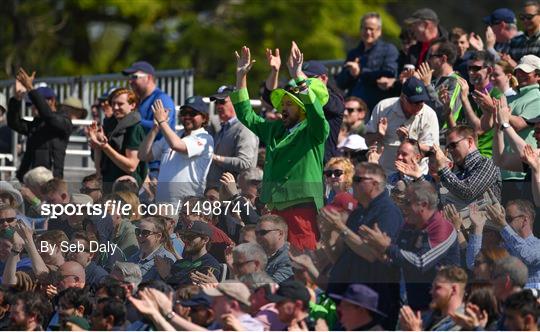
[270, 78, 329, 113]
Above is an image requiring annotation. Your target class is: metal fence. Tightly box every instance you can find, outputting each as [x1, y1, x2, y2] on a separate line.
[0, 69, 194, 117]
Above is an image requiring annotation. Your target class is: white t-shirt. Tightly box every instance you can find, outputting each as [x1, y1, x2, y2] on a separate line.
[365, 97, 439, 174]
[152, 127, 214, 203]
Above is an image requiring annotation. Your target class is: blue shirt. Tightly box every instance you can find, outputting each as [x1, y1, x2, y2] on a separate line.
[501, 225, 540, 287]
[138, 88, 176, 168]
[128, 245, 177, 282]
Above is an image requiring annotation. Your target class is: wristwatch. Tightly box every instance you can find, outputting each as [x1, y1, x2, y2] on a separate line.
[500, 123, 510, 131]
[164, 311, 176, 321]
[340, 228, 350, 237]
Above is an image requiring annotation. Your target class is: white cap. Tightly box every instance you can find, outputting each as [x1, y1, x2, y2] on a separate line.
[337, 134, 368, 151]
[515, 55, 540, 73]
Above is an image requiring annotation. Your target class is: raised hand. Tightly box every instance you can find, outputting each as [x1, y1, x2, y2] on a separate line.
[235, 46, 256, 78]
[287, 41, 305, 79]
[485, 26, 496, 49]
[395, 159, 422, 179]
[399, 305, 423, 331]
[469, 203, 487, 234]
[450, 303, 488, 330]
[468, 32, 484, 51]
[359, 223, 391, 253]
[367, 144, 384, 164]
[455, 76, 470, 100]
[344, 57, 361, 78]
[152, 99, 169, 124]
[416, 62, 434, 86]
[443, 204, 463, 231]
[493, 97, 510, 126]
[522, 144, 540, 171]
[266, 48, 281, 72]
[396, 125, 409, 141]
[432, 144, 448, 171]
[16, 68, 36, 92]
[319, 207, 347, 232]
[501, 53, 517, 68]
[472, 89, 495, 113]
[219, 172, 238, 200]
[485, 203, 506, 229]
[377, 117, 388, 137]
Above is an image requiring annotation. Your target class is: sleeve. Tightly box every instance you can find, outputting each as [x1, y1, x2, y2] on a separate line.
[439, 159, 500, 201]
[466, 233, 483, 270]
[364, 101, 383, 133]
[335, 50, 358, 91]
[125, 125, 145, 150]
[418, 110, 439, 146]
[500, 225, 540, 266]
[28, 90, 72, 135]
[360, 44, 399, 81]
[388, 226, 458, 273]
[231, 88, 272, 144]
[297, 83, 330, 144]
[519, 98, 540, 121]
[270, 262, 294, 284]
[322, 89, 345, 116]
[374, 206, 404, 241]
[151, 138, 167, 162]
[183, 133, 208, 158]
[6, 97, 31, 135]
[219, 129, 258, 172]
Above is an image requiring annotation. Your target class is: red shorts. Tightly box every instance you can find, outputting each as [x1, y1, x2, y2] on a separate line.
[273, 204, 319, 251]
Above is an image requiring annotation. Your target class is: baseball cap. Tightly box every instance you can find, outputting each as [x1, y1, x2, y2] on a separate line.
[25, 87, 56, 107]
[176, 220, 213, 238]
[325, 192, 358, 213]
[209, 85, 236, 102]
[180, 96, 209, 115]
[402, 77, 430, 103]
[241, 168, 263, 182]
[266, 280, 310, 307]
[70, 193, 94, 205]
[337, 134, 368, 151]
[302, 61, 328, 77]
[203, 280, 251, 306]
[405, 8, 439, 24]
[122, 61, 156, 76]
[483, 8, 516, 25]
[180, 292, 212, 308]
[65, 316, 91, 330]
[98, 86, 119, 102]
[515, 55, 540, 74]
[329, 284, 386, 317]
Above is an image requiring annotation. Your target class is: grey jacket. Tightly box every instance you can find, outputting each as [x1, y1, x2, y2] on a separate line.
[207, 118, 259, 186]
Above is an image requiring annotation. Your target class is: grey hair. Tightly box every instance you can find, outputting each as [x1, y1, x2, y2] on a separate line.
[408, 181, 439, 210]
[361, 12, 382, 29]
[507, 199, 536, 222]
[112, 262, 143, 288]
[232, 243, 268, 269]
[357, 162, 387, 191]
[258, 214, 288, 240]
[238, 271, 276, 291]
[22, 166, 53, 190]
[494, 256, 528, 288]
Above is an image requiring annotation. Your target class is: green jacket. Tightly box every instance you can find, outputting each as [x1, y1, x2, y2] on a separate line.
[231, 87, 329, 211]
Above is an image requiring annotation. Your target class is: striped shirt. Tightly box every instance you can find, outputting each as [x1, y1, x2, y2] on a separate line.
[500, 225, 540, 287]
[509, 30, 540, 62]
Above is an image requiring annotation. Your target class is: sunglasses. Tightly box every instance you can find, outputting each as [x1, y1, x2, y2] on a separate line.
[519, 13, 538, 21]
[345, 107, 364, 112]
[446, 137, 467, 150]
[0, 217, 16, 224]
[468, 65, 486, 72]
[352, 176, 376, 183]
[179, 233, 202, 241]
[324, 169, 344, 177]
[129, 73, 148, 80]
[135, 228, 158, 238]
[255, 229, 280, 236]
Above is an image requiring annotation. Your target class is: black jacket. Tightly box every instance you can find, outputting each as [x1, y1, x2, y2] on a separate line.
[7, 90, 72, 181]
[401, 25, 449, 71]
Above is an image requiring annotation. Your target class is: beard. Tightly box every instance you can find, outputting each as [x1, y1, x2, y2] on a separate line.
[429, 292, 451, 312]
[183, 240, 206, 257]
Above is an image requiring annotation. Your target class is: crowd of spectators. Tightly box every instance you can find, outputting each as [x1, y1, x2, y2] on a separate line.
[0, 2, 539, 331]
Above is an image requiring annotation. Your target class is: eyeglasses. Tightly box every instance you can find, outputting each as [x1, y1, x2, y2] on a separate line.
[135, 228, 158, 238]
[80, 187, 101, 194]
[180, 110, 201, 117]
[505, 214, 525, 223]
[429, 53, 444, 59]
[352, 175, 376, 183]
[0, 217, 16, 224]
[214, 99, 227, 105]
[324, 169, 344, 178]
[468, 65, 486, 72]
[446, 137, 467, 150]
[519, 13, 538, 21]
[129, 73, 148, 80]
[255, 229, 280, 236]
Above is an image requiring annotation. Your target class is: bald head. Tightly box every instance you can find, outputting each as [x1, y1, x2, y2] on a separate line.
[58, 261, 86, 290]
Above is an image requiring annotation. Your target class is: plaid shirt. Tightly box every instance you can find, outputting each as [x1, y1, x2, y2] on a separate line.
[501, 225, 540, 287]
[509, 30, 540, 62]
[438, 150, 502, 204]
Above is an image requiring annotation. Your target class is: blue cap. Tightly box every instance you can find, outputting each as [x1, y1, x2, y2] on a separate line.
[302, 61, 328, 77]
[329, 284, 386, 317]
[180, 293, 212, 308]
[483, 8, 516, 25]
[98, 86, 118, 102]
[25, 87, 56, 106]
[122, 61, 156, 76]
[402, 77, 429, 103]
[180, 96, 209, 115]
